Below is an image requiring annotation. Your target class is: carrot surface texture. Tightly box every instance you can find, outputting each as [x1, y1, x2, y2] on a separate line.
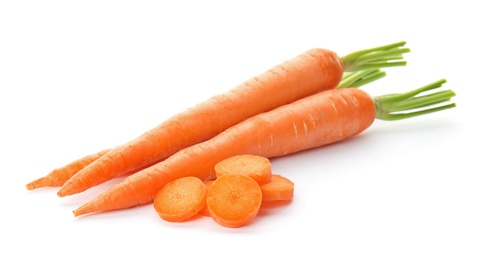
[207, 174, 263, 228]
[25, 149, 110, 190]
[54, 41, 409, 197]
[214, 154, 272, 185]
[72, 75, 455, 217]
[153, 177, 207, 222]
[260, 174, 295, 202]
[199, 180, 214, 217]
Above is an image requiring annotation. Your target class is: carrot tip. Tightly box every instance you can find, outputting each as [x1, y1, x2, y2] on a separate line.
[57, 190, 67, 197]
[25, 177, 51, 190]
[72, 206, 88, 217]
[57, 185, 74, 197]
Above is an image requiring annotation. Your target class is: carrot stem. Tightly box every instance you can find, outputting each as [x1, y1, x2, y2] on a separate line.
[337, 69, 387, 89]
[374, 79, 457, 120]
[341, 41, 410, 72]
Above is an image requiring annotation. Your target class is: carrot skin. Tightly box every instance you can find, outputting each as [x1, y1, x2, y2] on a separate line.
[73, 88, 375, 216]
[25, 149, 110, 190]
[58, 49, 343, 197]
[199, 180, 215, 217]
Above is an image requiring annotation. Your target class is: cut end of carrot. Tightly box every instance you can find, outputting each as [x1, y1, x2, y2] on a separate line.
[154, 177, 208, 222]
[207, 174, 262, 228]
[214, 154, 272, 185]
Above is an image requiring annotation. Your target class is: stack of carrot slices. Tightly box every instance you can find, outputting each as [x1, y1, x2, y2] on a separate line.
[153, 154, 294, 228]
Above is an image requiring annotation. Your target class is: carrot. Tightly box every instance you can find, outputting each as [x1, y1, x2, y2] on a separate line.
[198, 180, 214, 217]
[207, 174, 262, 228]
[25, 149, 110, 190]
[214, 154, 272, 185]
[57, 42, 409, 197]
[153, 176, 207, 222]
[72, 76, 455, 217]
[260, 174, 295, 202]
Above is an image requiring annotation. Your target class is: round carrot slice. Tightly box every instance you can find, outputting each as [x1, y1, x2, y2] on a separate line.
[260, 174, 294, 201]
[153, 177, 207, 222]
[207, 174, 262, 228]
[214, 154, 272, 185]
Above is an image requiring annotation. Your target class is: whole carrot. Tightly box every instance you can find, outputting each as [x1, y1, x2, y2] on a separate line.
[57, 41, 409, 197]
[73, 76, 455, 216]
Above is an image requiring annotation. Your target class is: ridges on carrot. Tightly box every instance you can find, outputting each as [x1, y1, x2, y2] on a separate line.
[56, 42, 409, 197]
[71, 75, 455, 217]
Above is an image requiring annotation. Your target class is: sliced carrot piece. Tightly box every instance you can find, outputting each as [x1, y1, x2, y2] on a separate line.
[260, 174, 294, 202]
[214, 154, 272, 185]
[153, 177, 207, 222]
[207, 174, 262, 228]
[199, 180, 214, 217]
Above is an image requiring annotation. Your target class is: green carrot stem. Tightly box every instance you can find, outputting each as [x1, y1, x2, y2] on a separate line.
[350, 61, 408, 71]
[341, 41, 409, 72]
[377, 103, 456, 121]
[374, 79, 456, 121]
[337, 69, 387, 89]
[376, 79, 447, 103]
[390, 90, 456, 111]
[352, 48, 409, 64]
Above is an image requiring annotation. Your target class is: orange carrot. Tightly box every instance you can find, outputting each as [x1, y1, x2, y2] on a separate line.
[57, 42, 409, 197]
[206, 174, 262, 228]
[25, 149, 110, 190]
[199, 180, 214, 217]
[260, 174, 295, 202]
[153, 176, 207, 222]
[72, 77, 455, 217]
[214, 154, 272, 185]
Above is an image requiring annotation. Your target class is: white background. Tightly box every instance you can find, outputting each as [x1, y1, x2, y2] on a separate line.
[1, 1, 482, 259]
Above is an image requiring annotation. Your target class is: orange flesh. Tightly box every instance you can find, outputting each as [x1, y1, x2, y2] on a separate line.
[214, 154, 272, 185]
[153, 177, 207, 222]
[207, 174, 262, 228]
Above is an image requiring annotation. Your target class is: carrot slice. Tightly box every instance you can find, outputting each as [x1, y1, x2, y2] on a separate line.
[260, 174, 294, 202]
[153, 177, 207, 222]
[198, 180, 214, 217]
[207, 174, 262, 228]
[214, 154, 272, 185]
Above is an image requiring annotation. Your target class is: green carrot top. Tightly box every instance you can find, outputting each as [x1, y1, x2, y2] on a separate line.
[338, 69, 456, 120]
[341, 41, 410, 72]
[374, 79, 456, 120]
